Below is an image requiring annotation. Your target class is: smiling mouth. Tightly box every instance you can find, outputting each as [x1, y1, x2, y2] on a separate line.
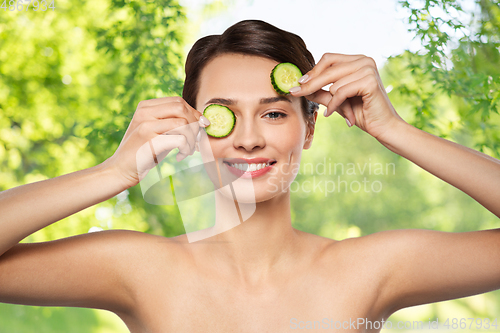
[222, 159, 277, 178]
[224, 161, 276, 172]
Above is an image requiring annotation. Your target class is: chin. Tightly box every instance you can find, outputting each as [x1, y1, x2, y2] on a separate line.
[250, 175, 295, 203]
[210, 168, 294, 205]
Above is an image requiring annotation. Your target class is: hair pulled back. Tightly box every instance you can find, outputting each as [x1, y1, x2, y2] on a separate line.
[182, 20, 318, 127]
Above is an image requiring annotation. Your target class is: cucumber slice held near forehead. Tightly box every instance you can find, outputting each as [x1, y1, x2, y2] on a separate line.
[270, 62, 303, 95]
[203, 104, 236, 138]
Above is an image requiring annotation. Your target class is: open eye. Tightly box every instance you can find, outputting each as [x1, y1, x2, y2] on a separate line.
[264, 111, 287, 120]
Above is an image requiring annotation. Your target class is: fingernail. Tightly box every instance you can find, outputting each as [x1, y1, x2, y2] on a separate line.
[345, 118, 353, 127]
[196, 131, 202, 142]
[199, 115, 210, 127]
[289, 86, 301, 94]
[298, 74, 309, 84]
[323, 109, 329, 117]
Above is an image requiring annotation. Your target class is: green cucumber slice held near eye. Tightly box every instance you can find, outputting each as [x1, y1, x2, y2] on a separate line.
[203, 104, 236, 138]
[270, 62, 303, 95]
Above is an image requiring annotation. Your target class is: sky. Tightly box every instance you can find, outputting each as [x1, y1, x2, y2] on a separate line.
[180, 0, 423, 67]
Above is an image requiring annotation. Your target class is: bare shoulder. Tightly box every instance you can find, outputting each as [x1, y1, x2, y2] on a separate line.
[0, 228, 191, 314]
[313, 228, 436, 273]
[292, 228, 445, 262]
[55, 229, 195, 288]
[330, 228, 500, 314]
[93, 229, 193, 271]
[99, 229, 190, 253]
[91, 230, 195, 309]
[320, 228, 437, 257]
[301, 229, 426, 317]
[315, 228, 481, 315]
[58, 229, 189, 260]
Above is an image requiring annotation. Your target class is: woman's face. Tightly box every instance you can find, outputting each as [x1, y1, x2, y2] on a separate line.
[196, 53, 313, 202]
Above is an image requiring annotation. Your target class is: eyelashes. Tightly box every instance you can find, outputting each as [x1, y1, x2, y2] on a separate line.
[263, 111, 287, 120]
[209, 105, 288, 121]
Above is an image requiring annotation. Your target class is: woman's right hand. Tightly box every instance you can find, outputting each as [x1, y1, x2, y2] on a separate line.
[104, 97, 210, 189]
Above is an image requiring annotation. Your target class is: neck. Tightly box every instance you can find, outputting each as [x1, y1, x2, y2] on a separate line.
[208, 189, 302, 285]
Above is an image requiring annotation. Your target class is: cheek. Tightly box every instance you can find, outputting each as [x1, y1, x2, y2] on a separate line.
[198, 132, 230, 167]
[205, 137, 231, 158]
[200, 115, 307, 160]
[270, 120, 306, 181]
[273, 120, 306, 157]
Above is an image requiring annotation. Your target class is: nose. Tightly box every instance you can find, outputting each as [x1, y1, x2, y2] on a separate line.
[232, 117, 266, 152]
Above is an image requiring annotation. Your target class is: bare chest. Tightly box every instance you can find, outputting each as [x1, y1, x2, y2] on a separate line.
[123, 265, 382, 333]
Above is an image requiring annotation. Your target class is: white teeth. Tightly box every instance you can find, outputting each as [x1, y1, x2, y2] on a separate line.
[228, 162, 271, 171]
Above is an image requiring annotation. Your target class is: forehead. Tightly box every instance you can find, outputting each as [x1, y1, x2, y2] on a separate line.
[196, 54, 300, 110]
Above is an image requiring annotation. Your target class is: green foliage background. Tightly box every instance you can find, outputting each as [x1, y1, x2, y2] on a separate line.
[0, 0, 499, 331]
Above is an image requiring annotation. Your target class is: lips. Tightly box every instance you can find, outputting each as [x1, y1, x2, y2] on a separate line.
[223, 158, 277, 178]
[224, 157, 275, 164]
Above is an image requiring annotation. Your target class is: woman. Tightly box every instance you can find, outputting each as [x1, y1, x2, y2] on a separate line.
[0, 20, 499, 332]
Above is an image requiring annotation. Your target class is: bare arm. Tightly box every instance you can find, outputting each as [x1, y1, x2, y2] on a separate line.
[380, 119, 500, 218]
[0, 97, 204, 310]
[292, 53, 500, 216]
[373, 122, 500, 313]
[0, 96, 203, 257]
[370, 228, 500, 316]
[0, 230, 137, 311]
[0, 162, 127, 256]
[0, 164, 133, 311]
[292, 53, 500, 314]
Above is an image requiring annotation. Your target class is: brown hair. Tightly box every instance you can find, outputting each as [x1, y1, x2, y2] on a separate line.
[182, 20, 318, 128]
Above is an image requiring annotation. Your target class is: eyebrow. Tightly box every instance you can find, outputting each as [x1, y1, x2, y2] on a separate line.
[260, 96, 292, 104]
[205, 98, 236, 106]
[204, 96, 292, 106]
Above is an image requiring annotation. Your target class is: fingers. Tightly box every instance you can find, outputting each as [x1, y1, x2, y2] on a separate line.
[136, 134, 192, 182]
[292, 55, 376, 98]
[137, 96, 201, 118]
[304, 89, 332, 107]
[135, 118, 197, 164]
[131, 97, 203, 134]
[336, 100, 355, 128]
[324, 67, 379, 123]
[112, 97, 208, 187]
[149, 135, 190, 166]
[288, 53, 384, 129]
[328, 65, 379, 99]
[301, 53, 366, 84]
[144, 99, 199, 123]
[325, 77, 371, 119]
[130, 96, 206, 156]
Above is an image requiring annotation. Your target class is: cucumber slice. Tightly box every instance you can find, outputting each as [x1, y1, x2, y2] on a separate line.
[270, 62, 302, 95]
[203, 104, 236, 138]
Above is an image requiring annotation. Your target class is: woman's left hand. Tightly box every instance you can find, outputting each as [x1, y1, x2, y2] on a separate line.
[290, 53, 404, 141]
